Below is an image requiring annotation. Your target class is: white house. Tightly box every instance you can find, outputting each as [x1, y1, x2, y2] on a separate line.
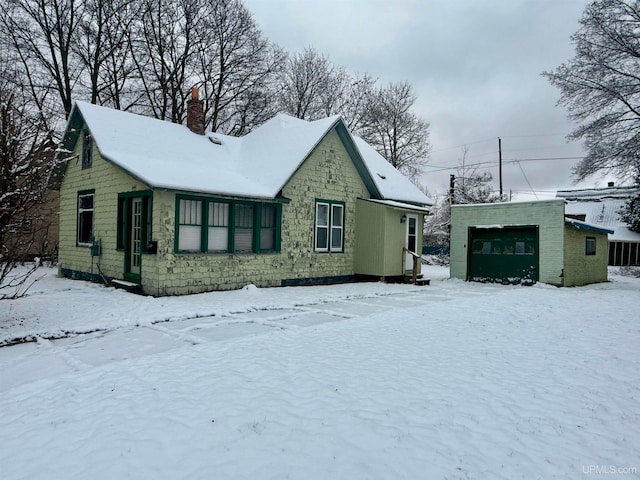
[556, 184, 640, 266]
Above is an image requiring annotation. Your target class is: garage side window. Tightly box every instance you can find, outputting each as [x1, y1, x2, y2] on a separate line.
[586, 236, 596, 256]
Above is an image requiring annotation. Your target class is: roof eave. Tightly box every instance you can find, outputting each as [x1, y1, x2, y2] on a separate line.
[565, 218, 614, 235]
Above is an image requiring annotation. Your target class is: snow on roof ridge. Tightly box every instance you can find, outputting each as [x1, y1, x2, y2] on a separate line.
[70, 101, 430, 204]
[351, 136, 432, 206]
[556, 185, 638, 200]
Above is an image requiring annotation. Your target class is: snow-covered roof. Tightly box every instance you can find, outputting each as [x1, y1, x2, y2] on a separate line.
[352, 137, 432, 206]
[556, 185, 638, 200]
[555, 186, 640, 242]
[562, 197, 640, 242]
[61, 101, 431, 206]
[363, 198, 431, 213]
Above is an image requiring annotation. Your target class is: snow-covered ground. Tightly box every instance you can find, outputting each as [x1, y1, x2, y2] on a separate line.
[1, 266, 639, 479]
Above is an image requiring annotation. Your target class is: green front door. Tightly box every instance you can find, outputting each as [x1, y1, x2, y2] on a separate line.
[467, 226, 538, 284]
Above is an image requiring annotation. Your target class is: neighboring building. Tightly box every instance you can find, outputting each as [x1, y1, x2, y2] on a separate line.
[8, 189, 59, 262]
[556, 184, 640, 266]
[4, 136, 59, 263]
[450, 199, 612, 286]
[51, 91, 432, 296]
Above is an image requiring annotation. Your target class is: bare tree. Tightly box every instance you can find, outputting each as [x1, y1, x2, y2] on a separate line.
[359, 81, 431, 181]
[131, 0, 200, 123]
[543, 0, 640, 181]
[0, 0, 83, 119]
[452, 146, 501, 205]
[197, 0, 285, 134]
[277, 47, 338, 120]
[74, 0, 142, 110]
[276, 49, 378, 131]
[0, 68, 55, 299]
[339, 73, 377, 132]
[424, 146, 500, 252]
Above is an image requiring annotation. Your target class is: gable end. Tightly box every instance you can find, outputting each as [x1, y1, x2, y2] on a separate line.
[50, 105, 86, 190]
[334, 122, 382, 199]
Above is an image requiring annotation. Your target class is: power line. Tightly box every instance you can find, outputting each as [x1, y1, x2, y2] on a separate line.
[430, 137, 496, 154]
[424, 155, 584, 173]
[430, 132, 568, 154]
[515, 161, 538, 200]
[500, 133, 567, 139]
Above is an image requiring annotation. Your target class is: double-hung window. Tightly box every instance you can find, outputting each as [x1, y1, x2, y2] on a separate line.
[315, 200, 344, 252]
[260, 206, 277, 251]
[208, 202, 229, 252]
[234, 204, 254, 252]
[178, 199, 202, 251]
[77, 191, 95, 246]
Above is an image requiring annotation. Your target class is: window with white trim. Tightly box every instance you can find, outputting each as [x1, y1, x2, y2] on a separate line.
[330, 204, 344, 251]
[77, 192, 94, 245]
[315, 200, 344, 252]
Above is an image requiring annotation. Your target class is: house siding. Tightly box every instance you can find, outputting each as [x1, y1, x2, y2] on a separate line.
[355, 200, 387, 276]
[58, 135, 149, 282]
[562, 226, 608, 286]
[355, 200, 425, 277]
[279, 128, 370, 283]
[451, 200, 566, 285]
[143, 128, 370, 295]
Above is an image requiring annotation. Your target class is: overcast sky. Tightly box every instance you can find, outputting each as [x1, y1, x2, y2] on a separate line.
[243, 0, 606, 201]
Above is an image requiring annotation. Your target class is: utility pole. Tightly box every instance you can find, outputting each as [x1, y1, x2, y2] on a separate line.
[449, 174, 455, 205]
[498, 137, 503, 200]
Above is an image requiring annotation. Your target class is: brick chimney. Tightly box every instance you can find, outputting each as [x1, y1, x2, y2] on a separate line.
[187, 87, 205, 135]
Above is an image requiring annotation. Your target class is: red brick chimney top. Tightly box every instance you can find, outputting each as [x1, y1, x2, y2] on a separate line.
[187, 88, 205, 135]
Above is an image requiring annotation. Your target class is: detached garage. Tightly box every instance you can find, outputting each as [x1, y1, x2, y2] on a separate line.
[450, 199, 612, 287]
[468, 226, 539, 284]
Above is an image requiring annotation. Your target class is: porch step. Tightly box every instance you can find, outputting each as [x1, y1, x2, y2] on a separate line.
[403, 273, 431, 286]
[111, 279, 143, 294]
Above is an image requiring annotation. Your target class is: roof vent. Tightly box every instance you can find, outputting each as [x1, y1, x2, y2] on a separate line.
[608, 181, 614, 187]
[377, 172, 386, 179]
[209, 137, 222, 145]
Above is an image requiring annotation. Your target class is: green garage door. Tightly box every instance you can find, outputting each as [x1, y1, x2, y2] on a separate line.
[468, 226, 538, 285]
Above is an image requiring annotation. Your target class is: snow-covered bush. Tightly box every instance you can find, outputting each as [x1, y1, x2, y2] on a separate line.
[619, 266, 640, 278]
